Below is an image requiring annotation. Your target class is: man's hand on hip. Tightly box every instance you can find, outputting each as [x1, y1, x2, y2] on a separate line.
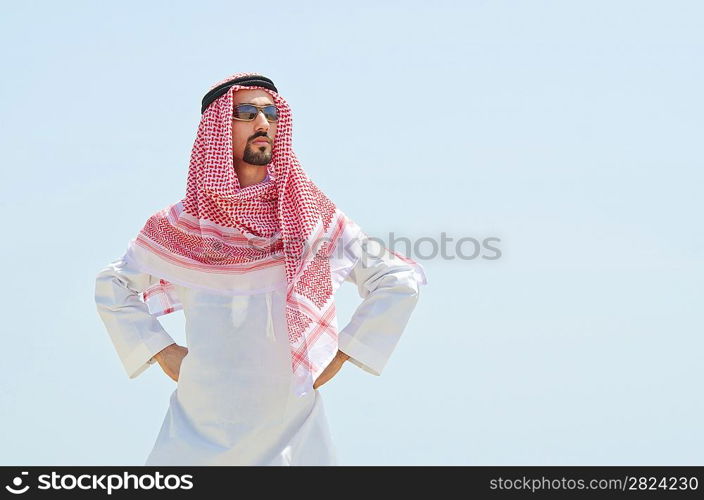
[153, 343, 189, 382]
[313, 349, 350, 390]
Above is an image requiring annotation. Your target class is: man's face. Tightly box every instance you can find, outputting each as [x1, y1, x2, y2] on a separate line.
[231, 89, 278, 166]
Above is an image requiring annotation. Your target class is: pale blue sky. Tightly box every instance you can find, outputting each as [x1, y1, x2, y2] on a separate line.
[1, 0, 702, 465]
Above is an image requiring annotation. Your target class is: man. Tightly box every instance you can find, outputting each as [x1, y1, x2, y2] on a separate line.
[94, 73, 427, 465]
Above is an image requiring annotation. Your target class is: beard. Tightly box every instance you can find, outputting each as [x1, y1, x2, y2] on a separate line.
[242, 143, 272, 166]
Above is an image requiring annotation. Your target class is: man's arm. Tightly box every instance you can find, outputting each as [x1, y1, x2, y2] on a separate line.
[94, 255, 177, 379]
[337, 237, 423, 376]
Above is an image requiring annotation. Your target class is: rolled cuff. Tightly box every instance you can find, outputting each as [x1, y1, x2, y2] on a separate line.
[338, 330, 388, 376]
[123, 334, 176, 379]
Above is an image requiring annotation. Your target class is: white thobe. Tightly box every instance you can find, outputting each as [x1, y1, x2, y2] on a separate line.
[94, 233, 423, 466]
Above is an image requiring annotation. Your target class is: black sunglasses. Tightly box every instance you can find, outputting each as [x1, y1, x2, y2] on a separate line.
[232, 104, 279, 123]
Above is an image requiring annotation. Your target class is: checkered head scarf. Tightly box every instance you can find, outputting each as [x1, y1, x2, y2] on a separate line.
[123, 72, 426, 397]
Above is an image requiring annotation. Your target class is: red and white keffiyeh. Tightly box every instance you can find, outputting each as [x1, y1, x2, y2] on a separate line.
[123, 72, 426, 397]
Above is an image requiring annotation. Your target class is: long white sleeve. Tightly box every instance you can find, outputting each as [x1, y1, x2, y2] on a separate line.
[94, 254, 177, 379]
[337, 237, 424, 376]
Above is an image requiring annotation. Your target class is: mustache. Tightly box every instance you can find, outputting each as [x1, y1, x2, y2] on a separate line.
[250, 133, 271, 142]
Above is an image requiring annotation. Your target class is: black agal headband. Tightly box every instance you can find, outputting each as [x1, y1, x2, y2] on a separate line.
[200, 75, 278, 114]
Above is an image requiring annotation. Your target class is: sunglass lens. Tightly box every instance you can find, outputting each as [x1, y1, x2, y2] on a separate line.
[263, 105, 279, 122]
[233, 104, 258, 120]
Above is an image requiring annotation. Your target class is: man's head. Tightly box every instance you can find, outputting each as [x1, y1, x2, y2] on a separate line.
[231, 89, 278, 167]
